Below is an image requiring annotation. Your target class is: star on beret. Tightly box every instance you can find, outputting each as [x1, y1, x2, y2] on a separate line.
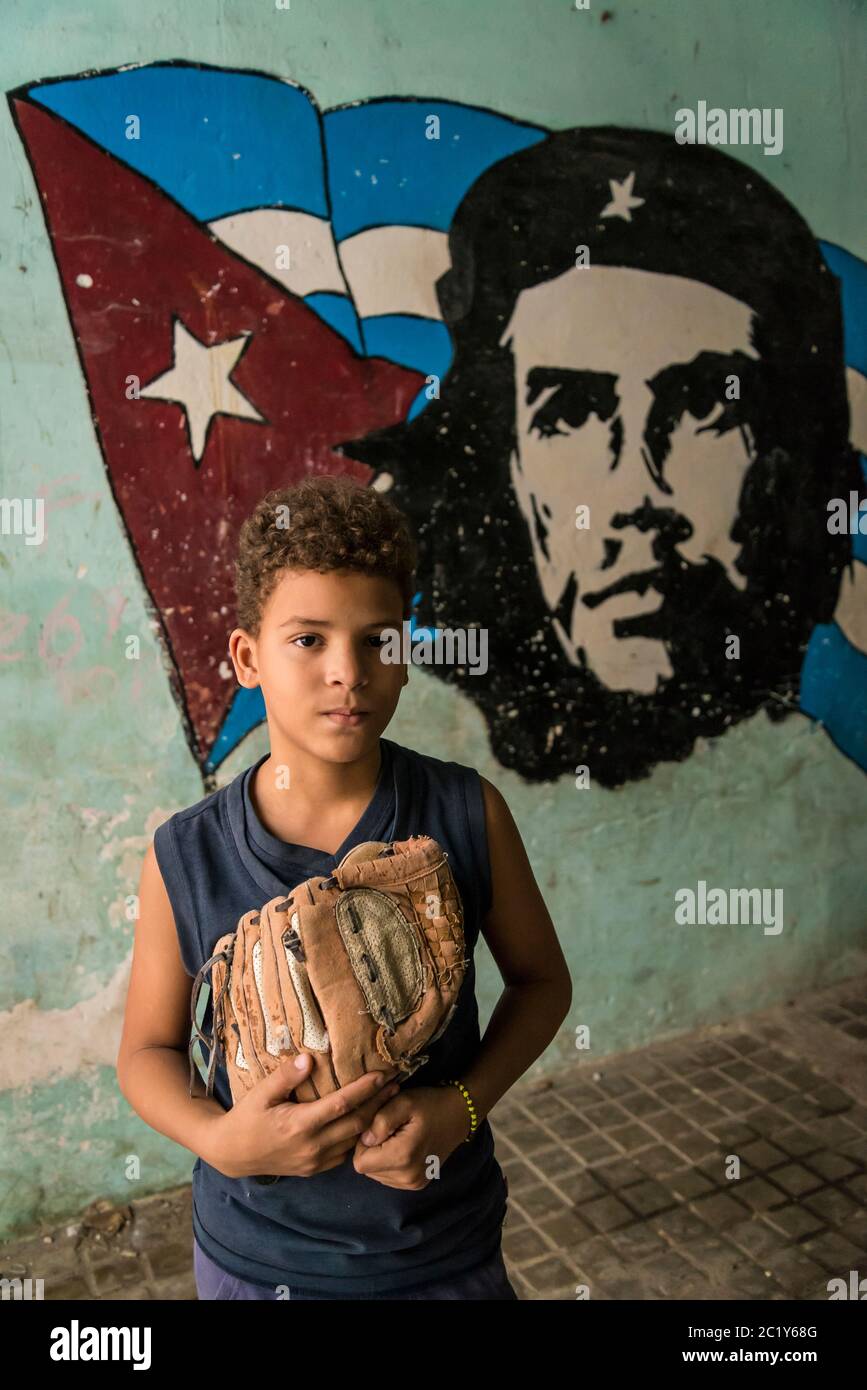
[600, 172, 645, 223]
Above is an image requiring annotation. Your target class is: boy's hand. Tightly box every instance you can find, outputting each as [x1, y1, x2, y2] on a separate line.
[205, 1054, 400, 1179]
[351, 1085, 470, 1189]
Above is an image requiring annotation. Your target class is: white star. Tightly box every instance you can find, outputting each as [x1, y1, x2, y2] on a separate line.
[140, 319, 265, 463]
[600, 171, 645, 223]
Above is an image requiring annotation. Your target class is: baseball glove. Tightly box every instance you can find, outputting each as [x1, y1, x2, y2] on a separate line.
[188, 834, 468, 1106]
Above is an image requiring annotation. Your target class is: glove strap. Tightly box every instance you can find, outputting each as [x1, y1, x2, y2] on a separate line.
[439, 1079, 480, 1141]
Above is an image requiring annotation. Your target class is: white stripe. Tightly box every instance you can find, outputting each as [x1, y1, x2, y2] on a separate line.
[209, 208, 348, 298]
[846, 366, 867, 456]
[338, 225, 450, 320]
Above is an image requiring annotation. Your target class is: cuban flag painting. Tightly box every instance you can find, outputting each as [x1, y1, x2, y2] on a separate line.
[8, 60, 867, 786]
[8, 62, 543, 780]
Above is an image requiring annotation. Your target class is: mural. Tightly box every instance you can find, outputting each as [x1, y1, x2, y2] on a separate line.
[10, 62, 867, 787]
[344, 128, 867, 785]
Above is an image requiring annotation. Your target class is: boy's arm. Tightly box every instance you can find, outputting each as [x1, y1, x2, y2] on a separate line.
[115, 842, 228, 1165]
[457, 776, 573, 1124]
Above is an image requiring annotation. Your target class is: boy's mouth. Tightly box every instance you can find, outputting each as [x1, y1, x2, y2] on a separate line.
[322, 711, 371, 727]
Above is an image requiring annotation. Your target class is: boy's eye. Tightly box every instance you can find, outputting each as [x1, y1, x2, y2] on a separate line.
[290, 634, 387, 649]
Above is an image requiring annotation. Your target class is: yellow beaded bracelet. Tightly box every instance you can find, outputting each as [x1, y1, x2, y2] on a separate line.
[439, 1078, 480, 1141]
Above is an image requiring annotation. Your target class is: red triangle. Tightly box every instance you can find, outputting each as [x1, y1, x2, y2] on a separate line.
[14, 96, 422, 764]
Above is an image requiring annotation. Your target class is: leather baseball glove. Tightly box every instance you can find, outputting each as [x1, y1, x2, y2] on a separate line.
[188, 834, 468, 1106]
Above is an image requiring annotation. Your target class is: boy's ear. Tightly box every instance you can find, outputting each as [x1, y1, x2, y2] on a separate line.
[228, 627, 260, 688]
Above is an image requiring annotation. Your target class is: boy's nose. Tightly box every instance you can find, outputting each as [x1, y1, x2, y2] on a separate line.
[329, 668, 368, 689]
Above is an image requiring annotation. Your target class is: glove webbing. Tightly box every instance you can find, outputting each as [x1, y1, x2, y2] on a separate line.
[189, 943, 234, 1099]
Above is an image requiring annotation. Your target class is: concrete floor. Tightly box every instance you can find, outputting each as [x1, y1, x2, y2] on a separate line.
[2, 974, 866, 1300]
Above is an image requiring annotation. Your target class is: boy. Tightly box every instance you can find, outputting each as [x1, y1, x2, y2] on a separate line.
[116, 474, 572, 1300]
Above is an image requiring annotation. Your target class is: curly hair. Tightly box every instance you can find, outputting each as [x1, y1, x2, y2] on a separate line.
[234, 474, 418, 635]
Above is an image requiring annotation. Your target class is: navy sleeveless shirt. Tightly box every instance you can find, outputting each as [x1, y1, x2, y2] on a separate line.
[153, 737, 509, 1296]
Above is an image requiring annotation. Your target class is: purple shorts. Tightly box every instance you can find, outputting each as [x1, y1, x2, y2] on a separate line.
[194, 1236, 519, 1301]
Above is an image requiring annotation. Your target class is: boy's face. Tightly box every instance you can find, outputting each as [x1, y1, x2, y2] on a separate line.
[231, 567, 408, 762]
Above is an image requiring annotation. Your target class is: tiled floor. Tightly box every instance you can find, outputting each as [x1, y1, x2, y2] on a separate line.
[2, 975, 865, 1300]
[496, 977, 867, 1299]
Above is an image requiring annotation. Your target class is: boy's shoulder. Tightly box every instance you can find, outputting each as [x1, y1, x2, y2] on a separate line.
[154, 769, 235, 836]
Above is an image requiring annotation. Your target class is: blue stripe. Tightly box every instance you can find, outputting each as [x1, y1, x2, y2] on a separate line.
[801, 620, 867, 772]
[30, 64, 327, 223]
[819, 240, 867, 377]
[324, 99, 546, 243]
[303, 293, 364, 354]
[206, 686, 267, 774]
[362, 315, 453, 381]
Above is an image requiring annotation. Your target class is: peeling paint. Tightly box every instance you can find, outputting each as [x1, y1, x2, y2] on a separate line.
[0, 953, 130, 1091]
